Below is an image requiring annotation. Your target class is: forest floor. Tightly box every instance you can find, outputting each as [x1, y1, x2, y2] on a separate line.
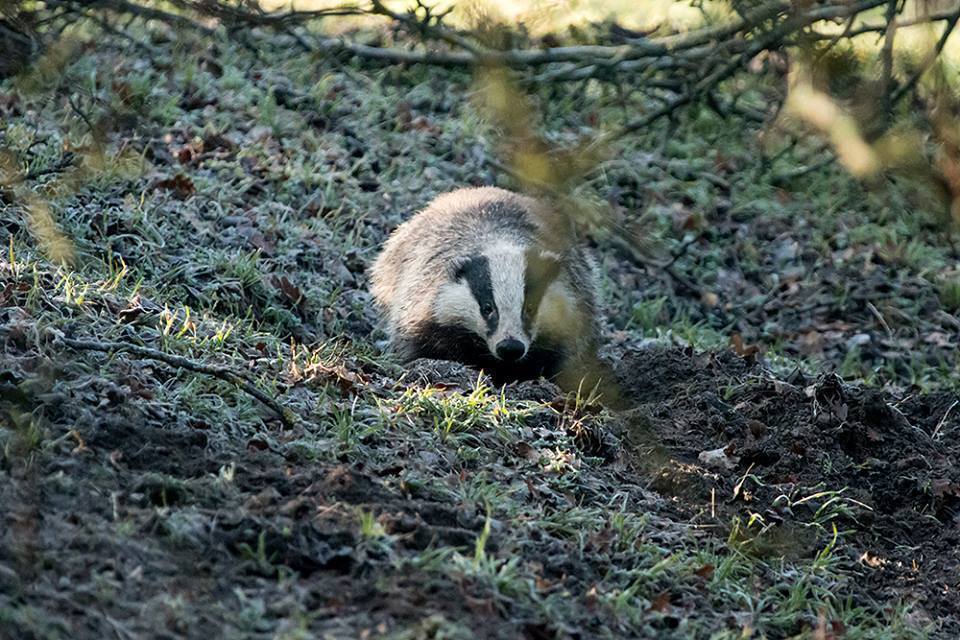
[2, 17, 960, 640]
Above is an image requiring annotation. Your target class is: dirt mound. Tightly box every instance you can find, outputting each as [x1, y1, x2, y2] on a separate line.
[614, 345, 960, 631]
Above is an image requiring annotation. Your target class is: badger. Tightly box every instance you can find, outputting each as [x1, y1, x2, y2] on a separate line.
[369, 186, 601, 388]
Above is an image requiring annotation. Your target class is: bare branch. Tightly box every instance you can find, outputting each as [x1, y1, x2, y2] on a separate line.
[880, 0, 900, 118]
[50, 330, 299, 429]
[891, 7, 960, 104]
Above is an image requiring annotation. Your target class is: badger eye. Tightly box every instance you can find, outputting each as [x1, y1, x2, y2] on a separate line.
[480, 303, 496, 318]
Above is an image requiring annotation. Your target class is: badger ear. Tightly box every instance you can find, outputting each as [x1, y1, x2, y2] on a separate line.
[448, 255, 475, 280]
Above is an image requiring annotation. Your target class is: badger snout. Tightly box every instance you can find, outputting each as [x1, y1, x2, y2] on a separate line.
[495, 338, 527, 362]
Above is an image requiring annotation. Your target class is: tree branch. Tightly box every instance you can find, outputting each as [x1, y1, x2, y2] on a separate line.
[891, 7, 960, 104]
[50, 330, 299, 429]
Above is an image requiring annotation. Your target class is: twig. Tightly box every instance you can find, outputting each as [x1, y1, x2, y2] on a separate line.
[23, 152, 78, 180]
[663, 264, 703, 298]
[84, 9, 160, 55]
[49, 330, 299, 428]
[932, 400, 958, 440]
[879, 0, 899, 116]
[618, 0, 887, 134]
[663, 233, 702, 269]
[800, 7, 960, 41]
[170, 0, 365, 28]
[313, 36, 474, 67]
[303, 0, 877, 73]
[605, 232, 704, 298]
[83, 0, 217, 36]
[66, 94, 96, 134]
[370, 0, 481, 56]
[810, 10, 858, 60]
[890, 7, 960, 104]
[866, 301, 894, 338]
[0, 152, 77, 188]
[769, 151, 836, 185]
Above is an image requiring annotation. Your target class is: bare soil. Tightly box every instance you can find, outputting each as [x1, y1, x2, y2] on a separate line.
[614, 346, 960, 633]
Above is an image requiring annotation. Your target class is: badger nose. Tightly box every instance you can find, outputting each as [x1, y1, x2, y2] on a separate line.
[496, 338, 526, 362]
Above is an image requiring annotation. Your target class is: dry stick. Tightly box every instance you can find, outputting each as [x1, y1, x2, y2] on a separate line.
[84, 10, 160, 55]
[866, 301, 894, 338]
[323, 0, 864, 69]
[50, 331, 299, 429]
[604, 232, 705, 298]
[808, 9, 858, 59]
[879, 0, 900, 119]
[369, 0, 482, 57]
[84, 0, 217, 36]
[769, 151, 835, 184]
[932, 400, 959, 440]
[377, 0, 788, 61]
[66, 0, 908, 78]
[313, 36, 474, 67]
[170, 0, 366, 28]
[330, 0, 791, 67]
[0, 153, 77, 187]
[798, 7, 960, 41]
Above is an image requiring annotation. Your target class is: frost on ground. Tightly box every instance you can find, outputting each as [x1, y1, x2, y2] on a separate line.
[1, 19, 959, 640]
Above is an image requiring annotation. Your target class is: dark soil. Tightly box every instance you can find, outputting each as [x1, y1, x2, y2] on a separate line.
[614, 346, 960, 633]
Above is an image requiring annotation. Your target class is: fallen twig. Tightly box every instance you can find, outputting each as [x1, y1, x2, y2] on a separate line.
[932, 400, 958, 440]
[0, 153, 77, 188]
[769, 152, 836, 185]
[49, 330, 299, 428]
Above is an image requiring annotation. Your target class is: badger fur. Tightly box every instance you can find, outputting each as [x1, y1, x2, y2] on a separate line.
[370, 186, 600, 387]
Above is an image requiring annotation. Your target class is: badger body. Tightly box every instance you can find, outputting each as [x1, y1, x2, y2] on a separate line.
[370, 186, 599, 386]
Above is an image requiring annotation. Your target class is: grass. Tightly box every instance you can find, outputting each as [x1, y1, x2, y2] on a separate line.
[0, 9, 957, 639]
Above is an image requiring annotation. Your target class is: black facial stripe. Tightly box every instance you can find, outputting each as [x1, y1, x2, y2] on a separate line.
[455, 255, 499, 335]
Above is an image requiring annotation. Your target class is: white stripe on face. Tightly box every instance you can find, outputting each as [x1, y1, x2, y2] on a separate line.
[483, 242, 529, 357]
[434, 280, 484, 335]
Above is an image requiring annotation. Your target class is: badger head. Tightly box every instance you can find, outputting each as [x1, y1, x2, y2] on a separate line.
[433, 241, 564, 364]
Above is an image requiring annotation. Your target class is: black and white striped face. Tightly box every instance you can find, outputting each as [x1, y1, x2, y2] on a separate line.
[433, 242, 562, 363]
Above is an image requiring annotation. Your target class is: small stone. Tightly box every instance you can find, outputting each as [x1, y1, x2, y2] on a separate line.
[698, 445, 740, 471]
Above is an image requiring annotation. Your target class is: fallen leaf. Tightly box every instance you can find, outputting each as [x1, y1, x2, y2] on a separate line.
[118, 294, 154, 324]
[272, 275, 304, 308]
[249, 231, 276, 257]
[247, 438, 270, 452]
[924, 331, 954, 348]
[302, 361, 369, 394]
[932, 478, 960, 498]
[647, 591, 671, 613]
[694, 564, 715, 579]
[514, 442, 540, 462]
[730, 333, 761, 357]
[152, 173, 195, 199]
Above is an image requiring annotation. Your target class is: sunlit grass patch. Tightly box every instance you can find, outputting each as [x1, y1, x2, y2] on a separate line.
[380, 375, 528, 441]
